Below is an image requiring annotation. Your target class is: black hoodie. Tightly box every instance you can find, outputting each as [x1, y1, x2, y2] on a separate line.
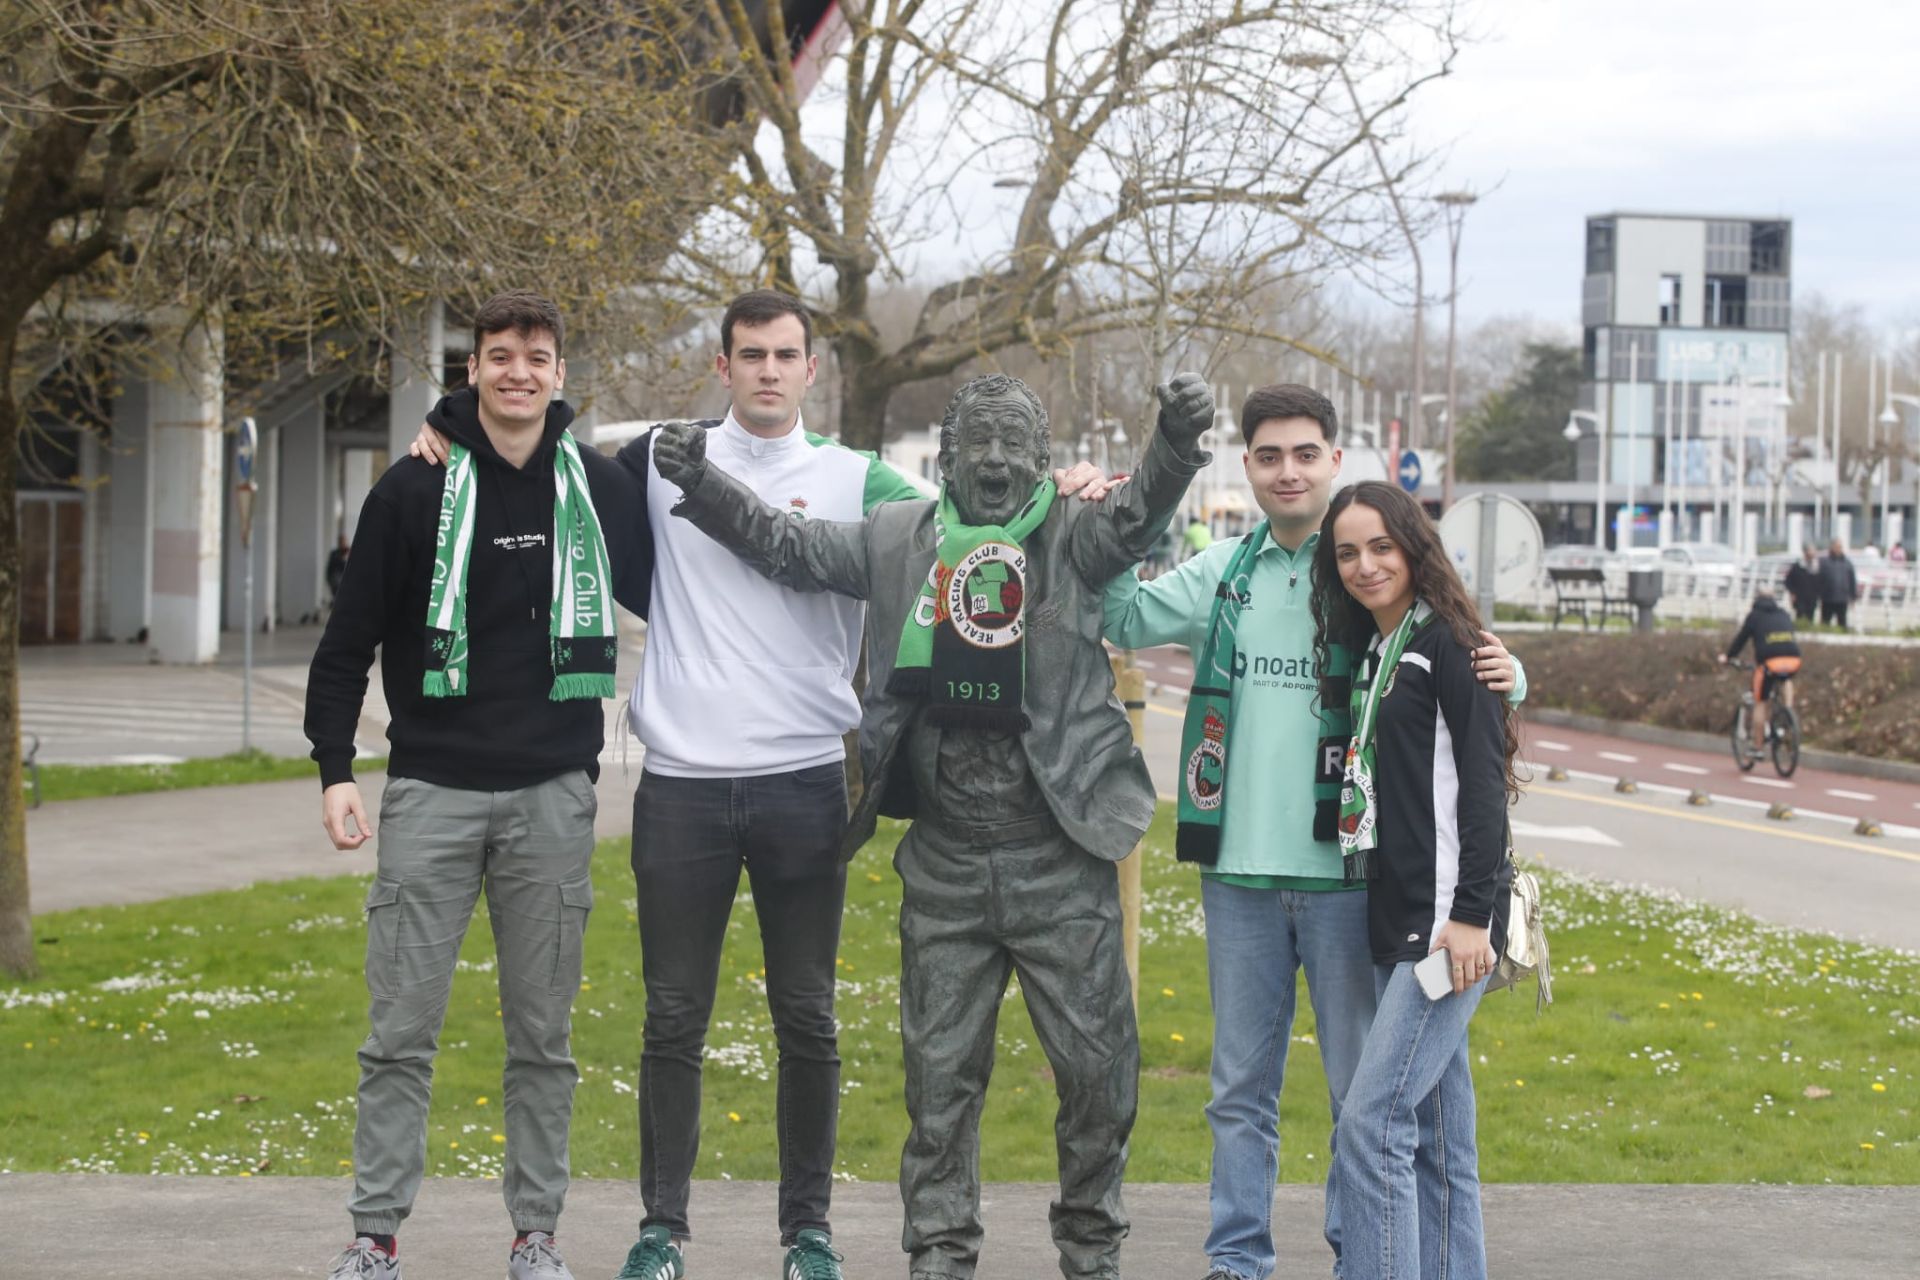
[304, 390, 646, 791]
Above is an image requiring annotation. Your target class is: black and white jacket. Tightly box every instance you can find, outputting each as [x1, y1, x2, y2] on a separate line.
[1359, 616, 1511, 966]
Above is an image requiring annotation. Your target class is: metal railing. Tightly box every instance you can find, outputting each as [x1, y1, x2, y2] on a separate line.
[1516, 562, 1920, 633]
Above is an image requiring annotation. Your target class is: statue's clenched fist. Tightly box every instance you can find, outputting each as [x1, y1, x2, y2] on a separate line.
[1154, 372, 1215, 454]
[652, 421, 708, 491]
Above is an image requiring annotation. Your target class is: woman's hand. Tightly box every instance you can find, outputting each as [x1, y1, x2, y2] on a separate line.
[1433, 921, 1496, 995]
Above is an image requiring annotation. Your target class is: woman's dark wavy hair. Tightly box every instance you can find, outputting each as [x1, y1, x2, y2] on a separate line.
[1309, 481, 1523, 802]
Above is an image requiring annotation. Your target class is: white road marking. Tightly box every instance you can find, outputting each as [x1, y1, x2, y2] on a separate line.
[1598, 751, 1640, 763]
[1134, 658, 1158, 670]
[1826, 788, 1878, 802]
[1662, 762, 1711, 776]
[1741, 776, 1794, 789]
[1534, 741, 1573, 752]
[1510, 820, 1622, 847]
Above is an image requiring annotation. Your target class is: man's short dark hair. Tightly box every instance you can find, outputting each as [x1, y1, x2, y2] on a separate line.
[722, 289, 813, 357]
[1240, 383, 1338, 444]
[471, 290, 564, 358]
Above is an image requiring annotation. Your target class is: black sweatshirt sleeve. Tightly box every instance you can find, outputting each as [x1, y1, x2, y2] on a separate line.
[304, 489, 405, 789]
[1435, 634, 1510, 928]
[1726, 614, 1755, 661]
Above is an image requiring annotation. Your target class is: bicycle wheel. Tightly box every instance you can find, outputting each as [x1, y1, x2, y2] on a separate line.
[1730, 702, 1755, 771]
[1771, 703, 1800, 777]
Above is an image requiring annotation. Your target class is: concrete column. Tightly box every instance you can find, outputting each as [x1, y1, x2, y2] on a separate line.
[107, 374, 153, 641]
[222, 423, 277, 633]
[276, 401, 328, 624]
[148, 324, 224, 664]
[388, 300, 445, 460]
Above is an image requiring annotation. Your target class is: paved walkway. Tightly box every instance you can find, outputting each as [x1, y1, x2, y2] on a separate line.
[4, 1174, 1911, 1278]
[22, 626, 646, 913]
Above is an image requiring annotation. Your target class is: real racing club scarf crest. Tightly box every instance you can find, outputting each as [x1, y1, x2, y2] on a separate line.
[890, 479, 1056, 731]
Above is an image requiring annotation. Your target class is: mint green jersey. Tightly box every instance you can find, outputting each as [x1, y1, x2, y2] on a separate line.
[1103, 527, 1527, 880]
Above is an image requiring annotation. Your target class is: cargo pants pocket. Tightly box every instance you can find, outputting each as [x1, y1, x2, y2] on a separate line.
[551, 874, 595, 995]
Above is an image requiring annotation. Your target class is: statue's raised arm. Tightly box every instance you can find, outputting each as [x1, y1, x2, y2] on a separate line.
[1065, 371, 1214, 586]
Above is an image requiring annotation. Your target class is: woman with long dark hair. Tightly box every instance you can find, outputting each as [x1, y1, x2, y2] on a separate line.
[1309, 480, 1519, 1280]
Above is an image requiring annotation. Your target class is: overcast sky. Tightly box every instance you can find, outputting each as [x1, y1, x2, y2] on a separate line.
[1417, 0, 1920, 330]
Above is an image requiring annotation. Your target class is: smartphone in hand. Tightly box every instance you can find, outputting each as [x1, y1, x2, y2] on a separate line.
[1414, 948, 1453, 1001]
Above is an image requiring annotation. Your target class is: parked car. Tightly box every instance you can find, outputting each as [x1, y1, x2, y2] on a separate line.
[1849, 548, 1912, 604]
[1658, 541, 1742, 578]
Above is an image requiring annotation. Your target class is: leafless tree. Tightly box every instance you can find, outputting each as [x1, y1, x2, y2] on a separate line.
[667, 0, 1464, 452]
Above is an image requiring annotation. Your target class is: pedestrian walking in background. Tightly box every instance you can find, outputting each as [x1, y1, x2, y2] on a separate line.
[1819, 538, 1859, 629]
[1784, 543, 1820, 622]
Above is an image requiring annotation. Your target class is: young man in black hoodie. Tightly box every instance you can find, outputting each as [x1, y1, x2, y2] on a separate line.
[306, 292, 644, 1280]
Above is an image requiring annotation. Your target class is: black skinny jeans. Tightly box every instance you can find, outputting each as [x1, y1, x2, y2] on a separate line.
[630, 764, 848, 1245]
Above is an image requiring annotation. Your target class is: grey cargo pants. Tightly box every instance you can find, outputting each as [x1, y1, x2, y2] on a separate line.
[895, 812, 1139, 1280]
[349, 772, 597, 1236]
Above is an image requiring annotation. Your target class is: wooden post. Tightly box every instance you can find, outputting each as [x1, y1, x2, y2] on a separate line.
[1113, 654, 1147, 1012]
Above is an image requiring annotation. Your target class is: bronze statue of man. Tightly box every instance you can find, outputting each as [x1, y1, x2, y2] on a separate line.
[652, 371, 1212, 1280]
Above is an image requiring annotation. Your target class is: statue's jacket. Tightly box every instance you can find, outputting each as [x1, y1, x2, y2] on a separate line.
[669, 428, 1207, 862]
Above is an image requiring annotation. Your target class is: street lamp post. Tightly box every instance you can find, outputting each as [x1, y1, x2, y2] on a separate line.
[1886, 392, 1920, 554]
[1568, 409, 1604, 547]
[1435, 190, 1478, 512]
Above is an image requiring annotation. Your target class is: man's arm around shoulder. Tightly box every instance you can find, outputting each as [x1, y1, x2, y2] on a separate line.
[1103, 540, 1222, 650]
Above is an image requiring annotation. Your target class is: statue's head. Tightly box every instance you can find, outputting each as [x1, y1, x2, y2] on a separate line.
[938, 373, 1051, 526]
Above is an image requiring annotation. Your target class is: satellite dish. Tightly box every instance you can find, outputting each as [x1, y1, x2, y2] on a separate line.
[1438, 493, 1544, 612]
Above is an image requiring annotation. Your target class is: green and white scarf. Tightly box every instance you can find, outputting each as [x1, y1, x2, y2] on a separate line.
[1174, 524, 1354, 864]
[1337, 599, 1432, 879]
[423, 433, 617, 701]
[890, 479, 1056, 731]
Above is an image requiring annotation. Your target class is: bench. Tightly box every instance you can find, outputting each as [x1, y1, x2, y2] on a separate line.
[1547, 567, 1633, 631]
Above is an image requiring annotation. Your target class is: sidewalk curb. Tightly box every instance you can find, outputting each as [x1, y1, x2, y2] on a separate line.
[1522, 706, 1920, 785]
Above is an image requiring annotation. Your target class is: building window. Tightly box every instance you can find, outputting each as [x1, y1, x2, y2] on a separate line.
[1705, 275, 1747, 328]
[1750, 221, 1790, 275]
[1609, 327, 1653, 382]
[1659, 274, 1682, 326]
[1747, 275, 1791, 330]
[1586, 218, 1615, 275]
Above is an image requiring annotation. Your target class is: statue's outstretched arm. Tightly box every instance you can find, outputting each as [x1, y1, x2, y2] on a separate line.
[656, 422, 873, 600]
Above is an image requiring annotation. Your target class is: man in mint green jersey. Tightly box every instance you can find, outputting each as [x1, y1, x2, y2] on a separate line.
[1103, 383, 1524, 1280]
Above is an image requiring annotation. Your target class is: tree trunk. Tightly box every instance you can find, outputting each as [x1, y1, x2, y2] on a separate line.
[0, 327, 37, 978]
[836, 352, 900, 454]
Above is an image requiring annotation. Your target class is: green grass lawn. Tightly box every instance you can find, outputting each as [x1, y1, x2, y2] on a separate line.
[27, 751, 385, 805]
[3, 808, 1914, 1184]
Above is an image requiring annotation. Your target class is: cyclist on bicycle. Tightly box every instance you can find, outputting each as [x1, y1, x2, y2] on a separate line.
[1718, 588, 1801, 751]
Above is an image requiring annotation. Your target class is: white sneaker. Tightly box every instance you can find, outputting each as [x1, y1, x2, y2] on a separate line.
[328, 1238, 401, 1280]
[510, 1231, 575, 1280]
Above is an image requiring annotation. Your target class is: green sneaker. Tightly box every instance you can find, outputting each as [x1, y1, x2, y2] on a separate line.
[782, 1229, 843, 1280]
[614, 1226, 684, 1280]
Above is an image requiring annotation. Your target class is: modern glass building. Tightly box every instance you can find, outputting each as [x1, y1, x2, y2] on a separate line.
[1577, 212, 1792, 550]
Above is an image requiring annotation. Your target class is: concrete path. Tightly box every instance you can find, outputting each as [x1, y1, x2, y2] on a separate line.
[4, 1174, 1912, 1278]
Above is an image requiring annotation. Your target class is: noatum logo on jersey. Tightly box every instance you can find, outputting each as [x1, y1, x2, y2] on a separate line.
[943, 541, 1028, 649]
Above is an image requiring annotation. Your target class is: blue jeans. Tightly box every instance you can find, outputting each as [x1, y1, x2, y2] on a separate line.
[1334, 962, 1489, 1280]
[1201, 880, 1377, 1280]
